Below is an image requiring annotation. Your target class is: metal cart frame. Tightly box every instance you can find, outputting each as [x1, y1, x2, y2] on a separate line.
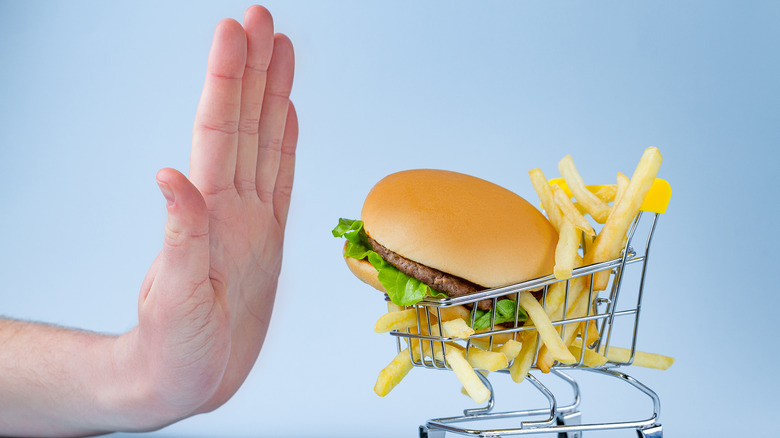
[389, 207, 668, 438]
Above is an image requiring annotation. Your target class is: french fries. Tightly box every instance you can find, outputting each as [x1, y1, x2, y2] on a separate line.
[418, 341, 491, 404]
[571, 339, 675, 370]
[469, 328, 519, 350]
[387, 301, 405, 313]
[427, 305, 471, 323]
[518, 291, 576, 365]
[529, 168, 563, 232]
[496, 339, 523, 361]
[534, 282, 587, 372]
[581, 319, 600, 346]
[552, 185, 596, 237]
[567, 345, 608, 368]
[369, 148, 671, 403]
[442, 318, 476, 339]
[510, 330, 537, 383]
[558, 155, 611, 223]
[585, 147, 663, 290]
[594, 185, 617, 203]
[374, 348, 415, 397]
[553, 219, 580, 280]
[374, 308, 419, 333]
[613, 172, 630, 212]
[538, 276, 595, 372]
[542, 281, 568, 321]
[465, 347, 509, 372]
[445, 346, 491, 404]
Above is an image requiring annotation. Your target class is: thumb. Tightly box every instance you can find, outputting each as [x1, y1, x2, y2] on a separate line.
[154, 168, 210, 294]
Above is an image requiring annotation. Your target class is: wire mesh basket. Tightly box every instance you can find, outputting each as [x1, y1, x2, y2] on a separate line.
[388, 179, 671, 438]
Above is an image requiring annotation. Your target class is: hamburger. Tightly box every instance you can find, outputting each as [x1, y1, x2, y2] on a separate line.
[332, 169, 558, 329]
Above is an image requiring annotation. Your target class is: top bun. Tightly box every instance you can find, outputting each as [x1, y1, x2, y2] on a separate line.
[361, 169, 557, 288]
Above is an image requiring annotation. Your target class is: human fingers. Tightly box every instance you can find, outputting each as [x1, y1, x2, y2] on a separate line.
[256, 33, 294, 202]
[273, 101, 298, 228]
[190, 19, 247, 196]
[235, 6, 274, 195]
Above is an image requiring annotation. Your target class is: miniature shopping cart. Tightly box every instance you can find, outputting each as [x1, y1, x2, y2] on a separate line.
[388, 178, 672, 438]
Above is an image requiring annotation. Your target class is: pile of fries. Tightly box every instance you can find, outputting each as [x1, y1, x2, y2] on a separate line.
[372, 147, 674, 403]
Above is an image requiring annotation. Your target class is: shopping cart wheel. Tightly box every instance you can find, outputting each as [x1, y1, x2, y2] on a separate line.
[556, 410, 582, 438]
[637, 424, 662, 438]
[419, 425, 445, 438]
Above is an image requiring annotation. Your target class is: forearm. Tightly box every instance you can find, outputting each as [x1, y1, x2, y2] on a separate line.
[0, 319, 168, 437]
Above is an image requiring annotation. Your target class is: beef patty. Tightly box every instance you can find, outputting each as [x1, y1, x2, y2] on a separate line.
[366, 235, 492, 310]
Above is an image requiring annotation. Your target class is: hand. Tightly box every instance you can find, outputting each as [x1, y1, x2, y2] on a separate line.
[114, 5, 297, 427]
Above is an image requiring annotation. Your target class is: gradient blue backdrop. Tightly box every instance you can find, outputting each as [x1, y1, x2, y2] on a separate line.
[1, 1, 778, 436]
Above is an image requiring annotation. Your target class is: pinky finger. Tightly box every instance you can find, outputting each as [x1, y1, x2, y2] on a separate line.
[273, 101, 299, 229]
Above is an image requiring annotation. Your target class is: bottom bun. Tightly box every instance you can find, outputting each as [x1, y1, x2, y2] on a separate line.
[343, 244, 386, 294]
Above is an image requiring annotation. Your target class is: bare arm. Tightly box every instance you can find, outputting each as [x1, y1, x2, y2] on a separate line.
[0, 320, 131, 435]
[0, 5, 297, 436]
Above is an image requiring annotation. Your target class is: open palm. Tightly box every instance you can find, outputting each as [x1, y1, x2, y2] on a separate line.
[115, 5, 297, 426]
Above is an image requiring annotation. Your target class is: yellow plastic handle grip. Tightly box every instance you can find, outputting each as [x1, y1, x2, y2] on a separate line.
[548, 178, 671, 214]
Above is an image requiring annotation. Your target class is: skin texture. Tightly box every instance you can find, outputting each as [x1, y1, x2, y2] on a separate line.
[0, 5, 297, 436]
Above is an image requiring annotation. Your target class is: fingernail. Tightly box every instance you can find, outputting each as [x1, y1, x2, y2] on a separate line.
[157, 180, 175, 206]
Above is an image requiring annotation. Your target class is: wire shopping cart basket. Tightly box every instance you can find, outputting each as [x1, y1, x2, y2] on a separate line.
[388, 178, 672, 438]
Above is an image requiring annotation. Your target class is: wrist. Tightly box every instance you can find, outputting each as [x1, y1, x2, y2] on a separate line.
[96, 328, 190, 432]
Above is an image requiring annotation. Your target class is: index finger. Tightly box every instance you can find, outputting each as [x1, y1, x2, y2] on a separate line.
[190, 19, 247, 196]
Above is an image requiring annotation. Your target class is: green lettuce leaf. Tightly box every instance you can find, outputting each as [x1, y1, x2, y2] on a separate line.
[333, 218, 526, 327]
[332, 218, 373, 259]
[471, 299, 528, 331]
[333, 218, 447, 306]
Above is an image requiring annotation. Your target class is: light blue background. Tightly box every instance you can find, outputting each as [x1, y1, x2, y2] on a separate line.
[1, 1, 778, 436]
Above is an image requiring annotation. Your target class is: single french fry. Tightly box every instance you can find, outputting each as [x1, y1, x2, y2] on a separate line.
[586, 148, 662, 290]
[603, 345, 673, 370]
[581, 319, 600, 346]
[543, 256, 586, 327]
[607, 172, 630, 223]
[558, 155, 611, 223]
[387, 301, 405, 313]
[536, 286, 595, 371]
[567, 345, 608, 368]
[543, 282, 568, 321]
[417, 338, 447, 361]
[467, 337, 490, 350]
[496, 339, 523, 361]
[374, 308, 418, 333]
[554, 219, 581, 280]
[387, 302, 412, 350]
[552, 185, 596, 237]
[437, 344, 491, 404]
[427, 305, 471, 323]
[374, 348, 414, 396]
[546, 264, 587, 324]
[559, 282, 593, 348]
[571, 339, 674, 370]
[535, 345, 553, 373]
[535, 277, 590, 372]
[614, 172, 630, 205]
[405, 324, 434, 363]
[461, 370, 490, 397]
[442, 318, 475, 339]
[470, 329, 517, 348]
[581, 230, 594, 257]
[518, 291, 576, 366]
[594, 185, 617, 203]
[572, 202, 589, 216]
[510, 330, 537, 383]
[529, 168, 564, 232]
[466, 347, 509, 372]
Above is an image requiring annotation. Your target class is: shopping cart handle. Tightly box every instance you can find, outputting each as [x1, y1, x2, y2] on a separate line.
[548, 178, 671, 214]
